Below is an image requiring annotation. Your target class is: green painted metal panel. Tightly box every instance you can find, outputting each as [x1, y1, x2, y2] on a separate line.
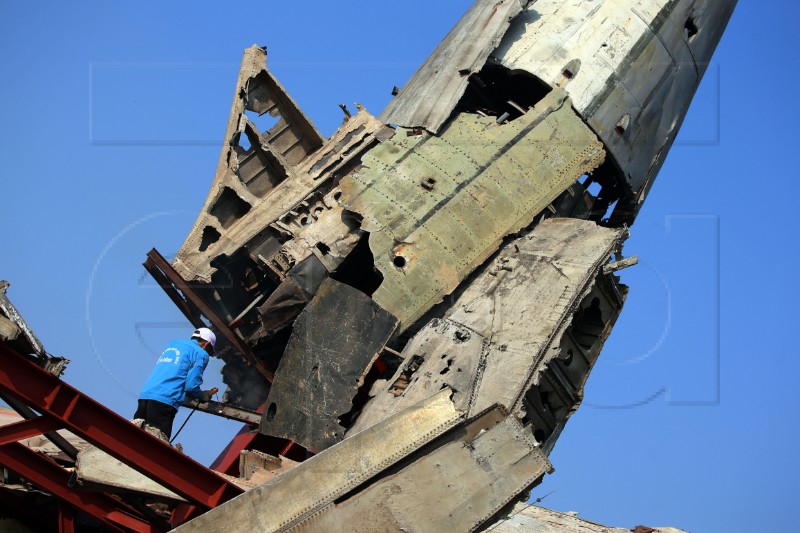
[343, 89, 605, 331]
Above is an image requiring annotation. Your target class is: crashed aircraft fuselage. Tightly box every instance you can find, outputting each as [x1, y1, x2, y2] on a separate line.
[140, 0, 738, 531]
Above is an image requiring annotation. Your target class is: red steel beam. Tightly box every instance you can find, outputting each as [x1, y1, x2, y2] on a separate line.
[58, 502, 75, 533]
[145, 248, 274, 383]
[0, 415, 61, 446]
[0, 391, 79, 459]
[143, 257, 205, 329]
[0, 442, 156, 532]
[0, 343, 243, 509]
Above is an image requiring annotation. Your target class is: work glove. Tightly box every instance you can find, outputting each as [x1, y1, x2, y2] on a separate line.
[200, 387, 219, 402]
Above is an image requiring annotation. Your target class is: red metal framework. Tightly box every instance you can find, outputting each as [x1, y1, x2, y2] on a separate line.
[0, 342, 244, 530]
[0, 441, 155, 532]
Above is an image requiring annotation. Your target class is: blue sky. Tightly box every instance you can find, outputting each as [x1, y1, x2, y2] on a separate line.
[1, 1, 796, 531]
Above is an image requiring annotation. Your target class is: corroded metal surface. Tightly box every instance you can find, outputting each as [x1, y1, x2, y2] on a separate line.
[349, 218, 626, 449]
[259, 278, 399, 451]
[288, 412, 551, 533]
[484, 503, 690, 533]
[159, 1, 736, 455]
[344, 89, 605, 331]
[178, 396, 554, 533]
[495, 0, 737, 210]
[172, 45, 386, 282]
[379, 0, 528, 133]
[174, 390, 462, 533]
[0, 1, 740, 530]
[347, 318, 488, 434]
[150, 1, 736, 530]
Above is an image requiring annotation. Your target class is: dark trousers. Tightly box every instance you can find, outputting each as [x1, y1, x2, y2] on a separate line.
[134, 399, 178, 439]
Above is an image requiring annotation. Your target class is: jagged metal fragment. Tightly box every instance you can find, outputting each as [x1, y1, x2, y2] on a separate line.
[259, 278, 398, 450]
[379, 0, 529, 133]
[447, 218, 625, 418]
[175, 389, 463, 533]
[172, 45, 387, 282]
[254, 255, 328, 340]
[287, 411, 551, 533]
[494, 0, 737, 213]
[484, 503, 689, 533]
[349, 218, 625, 452]
[0, 281, 68, 377]
[347, 318, 487, 434]
[0, 281, 45, 358]
[343, 88, 605, 332]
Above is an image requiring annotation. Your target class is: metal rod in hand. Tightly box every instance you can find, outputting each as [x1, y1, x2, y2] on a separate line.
[170, 404, 198, 444]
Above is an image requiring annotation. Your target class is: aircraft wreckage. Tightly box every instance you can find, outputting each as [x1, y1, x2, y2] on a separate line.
[0, 0, 736, 530]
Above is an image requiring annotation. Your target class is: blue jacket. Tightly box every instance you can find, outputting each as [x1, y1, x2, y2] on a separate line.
[139, 338, 209, 409]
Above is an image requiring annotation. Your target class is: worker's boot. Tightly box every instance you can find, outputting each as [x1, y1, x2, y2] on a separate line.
[130, 418, 170, 444]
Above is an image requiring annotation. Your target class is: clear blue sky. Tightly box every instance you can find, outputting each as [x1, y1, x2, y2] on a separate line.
[0, 2, 795, 531]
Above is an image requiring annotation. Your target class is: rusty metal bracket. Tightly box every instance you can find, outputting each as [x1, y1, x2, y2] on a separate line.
[144, 248, 274, 383]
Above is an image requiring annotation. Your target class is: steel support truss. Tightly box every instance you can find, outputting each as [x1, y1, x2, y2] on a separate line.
[0, 343, 243, 531]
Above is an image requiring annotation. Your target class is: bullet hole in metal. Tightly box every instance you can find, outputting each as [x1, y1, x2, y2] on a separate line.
[615, 114, 630, 135]
[422, 177, 437, 191]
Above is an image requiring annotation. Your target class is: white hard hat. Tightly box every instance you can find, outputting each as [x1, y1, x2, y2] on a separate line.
[191, 327, 216, 350]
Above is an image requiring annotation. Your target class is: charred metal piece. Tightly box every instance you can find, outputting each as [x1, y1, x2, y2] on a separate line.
[260, 278, 398, 450]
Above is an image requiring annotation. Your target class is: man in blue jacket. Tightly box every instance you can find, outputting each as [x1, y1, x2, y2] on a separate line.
[135, 327, 219, 440]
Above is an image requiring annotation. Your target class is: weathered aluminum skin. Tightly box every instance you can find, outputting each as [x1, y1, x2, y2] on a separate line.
[172, 46, 387, 282]
[378, 0, 736, 217]
[378, 0, 528, 133]
[164, 0, 736, 433]
[75, 445, 184, 502]
[287, 413, 550, 533]
[343, 89, 605, 332]
[178, 393, 552, 533]
[174, 390, 463, 533]
[348, 218, 626, 447]
[494, 0, 737, 205]
[484, 503, 689, 533]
